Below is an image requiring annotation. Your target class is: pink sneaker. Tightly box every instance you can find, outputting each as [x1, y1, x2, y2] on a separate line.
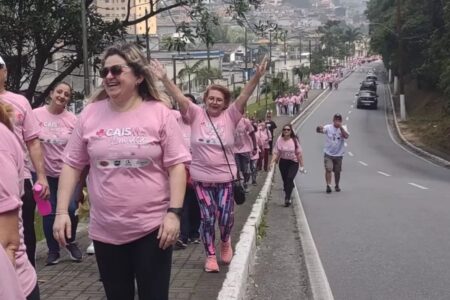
[220, 239, 233, 265]
[204, 255, 220, 273]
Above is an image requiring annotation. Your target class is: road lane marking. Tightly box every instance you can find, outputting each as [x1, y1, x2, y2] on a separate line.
[358, 161, 368, 166]
[346, 116, 349, 121]
[348, 152, 354, 157]
[344, 142, 348, 147]
[408, 182, 429, 190]
[377, 171, 391, 177]
[351, 105, 354, 108]
[348, 110, 352, 114]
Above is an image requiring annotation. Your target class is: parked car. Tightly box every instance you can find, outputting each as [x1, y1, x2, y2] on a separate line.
[356, 91, 378, 109]
[360, 80, 377, 93]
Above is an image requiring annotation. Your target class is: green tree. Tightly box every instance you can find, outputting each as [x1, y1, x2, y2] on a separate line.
[177, 59, 205, 93]
[195, 67, 222, 89]
[0, 0, 264, 105]
[0, 0, 125, 106]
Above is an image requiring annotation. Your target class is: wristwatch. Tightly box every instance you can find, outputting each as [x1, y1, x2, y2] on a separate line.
[167, 207, 183, 218]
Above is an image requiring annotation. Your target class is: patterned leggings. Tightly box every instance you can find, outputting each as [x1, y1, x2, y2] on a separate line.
[193, 181, 235, 256]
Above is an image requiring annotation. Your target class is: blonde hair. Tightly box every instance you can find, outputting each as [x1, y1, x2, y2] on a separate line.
[89, 43, 170, 107]
[0, 101, 14, 131]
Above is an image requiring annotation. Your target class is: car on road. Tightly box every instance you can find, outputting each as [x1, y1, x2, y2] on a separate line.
[356, 91, 378, 109]
[360, 80, 377, 93]
[366, 74, 378, 82]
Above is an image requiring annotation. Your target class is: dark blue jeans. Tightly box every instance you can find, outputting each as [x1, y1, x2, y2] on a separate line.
[180, 185, 201, 243]
[32, 173, 80, 253]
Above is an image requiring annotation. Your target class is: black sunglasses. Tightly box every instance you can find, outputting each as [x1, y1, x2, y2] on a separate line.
[283, 128, 291, 131]
[99, 65, 129, 79]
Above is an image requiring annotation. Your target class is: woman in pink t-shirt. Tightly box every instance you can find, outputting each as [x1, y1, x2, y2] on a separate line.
[32, 82, 83, 266]
[256, 121, 272, 172]
[270, 124, 306, 207]
[0, 102, 39, 299]
[53, 43, 191, 300]
[150, 57, 268, 273]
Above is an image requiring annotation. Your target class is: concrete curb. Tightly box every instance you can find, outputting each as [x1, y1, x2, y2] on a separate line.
[217, 87, 329, 300]
[386, 85, 450, 168]
[292, 187, 334, 300]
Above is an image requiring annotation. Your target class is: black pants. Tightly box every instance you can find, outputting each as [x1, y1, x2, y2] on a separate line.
[279, 158, 299, 200]
[180, 185, 201, 243]
[22, 179, 36, 267]
[27, 283, 40, 300]
[94, 230, 172, 300]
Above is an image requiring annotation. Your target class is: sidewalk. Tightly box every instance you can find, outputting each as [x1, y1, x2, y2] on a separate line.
[35, 90, 323, 300]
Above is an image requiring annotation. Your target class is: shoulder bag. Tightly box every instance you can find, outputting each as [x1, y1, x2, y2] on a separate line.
[205, 112, 246, 205]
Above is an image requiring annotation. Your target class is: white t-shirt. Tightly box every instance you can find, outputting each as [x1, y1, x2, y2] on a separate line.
[323, 124, 348, 157]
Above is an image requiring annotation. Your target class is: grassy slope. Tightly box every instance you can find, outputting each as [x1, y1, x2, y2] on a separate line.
[397, 82, 450, 160]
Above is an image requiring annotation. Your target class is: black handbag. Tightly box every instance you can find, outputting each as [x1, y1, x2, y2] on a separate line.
[206, 112, 246, 205]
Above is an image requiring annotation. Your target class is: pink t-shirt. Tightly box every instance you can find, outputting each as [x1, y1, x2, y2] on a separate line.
[0, 91, 41, 179]
[171, 110, 191, 152]
[256, 127, 272, 149]
[0, 246, 26, 300]
[63, 100, 191, 245]
[183, 102, 242, 183]
[234, 118, 255, 154]
[33, 107, 77, 178]
[0, 123, 37, 297]
[274, 136, 302, 162]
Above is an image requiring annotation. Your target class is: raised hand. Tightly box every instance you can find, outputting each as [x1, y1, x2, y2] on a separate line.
[254, 56, 269, 79]
[149, 59, 168, 81]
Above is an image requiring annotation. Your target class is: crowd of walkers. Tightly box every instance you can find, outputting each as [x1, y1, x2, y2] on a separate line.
[0, 42, 355, 299]
[0, 44, 270, 299]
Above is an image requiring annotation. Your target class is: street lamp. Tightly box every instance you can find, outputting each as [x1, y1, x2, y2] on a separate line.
[256, 21, 278, 75]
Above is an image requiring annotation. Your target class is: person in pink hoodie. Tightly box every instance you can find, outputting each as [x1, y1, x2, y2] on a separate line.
[53, 43, 191, 300]
[150, 56, 268, 273]
[256, 121, 272, 172]
[0, 102, 39, 299]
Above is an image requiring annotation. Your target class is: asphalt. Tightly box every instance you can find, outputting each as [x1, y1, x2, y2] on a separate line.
[295, 63, 450, 300]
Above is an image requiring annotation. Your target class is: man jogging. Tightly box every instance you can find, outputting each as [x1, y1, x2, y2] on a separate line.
[316, 114, 349, 193]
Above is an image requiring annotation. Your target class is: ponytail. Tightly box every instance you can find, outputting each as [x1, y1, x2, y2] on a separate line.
[0, 101, 13, 131]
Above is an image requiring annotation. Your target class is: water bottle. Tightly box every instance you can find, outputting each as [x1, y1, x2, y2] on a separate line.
[33, 184, 52, 216]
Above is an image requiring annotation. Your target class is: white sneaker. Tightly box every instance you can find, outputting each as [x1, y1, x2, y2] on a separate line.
[86, 242, 95, 255]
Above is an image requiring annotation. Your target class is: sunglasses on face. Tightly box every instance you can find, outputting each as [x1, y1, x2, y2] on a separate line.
[99, 64, 130, 79]
[283, 128, 291, 132]
[0, 64, 4, 69]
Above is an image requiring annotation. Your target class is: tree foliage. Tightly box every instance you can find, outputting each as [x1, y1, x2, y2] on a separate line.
[317, 20, 362, 60]
[0, 0, 263, 105]
[366, 0, 450, 103]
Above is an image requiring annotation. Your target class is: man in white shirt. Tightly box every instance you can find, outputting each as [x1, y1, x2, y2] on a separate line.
[316, 114, 350, 193]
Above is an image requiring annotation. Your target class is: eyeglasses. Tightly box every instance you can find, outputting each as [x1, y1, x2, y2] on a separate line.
[0, 64, 4, 69]
[283, 128, 291, 132]
[99, 65, 130, 78]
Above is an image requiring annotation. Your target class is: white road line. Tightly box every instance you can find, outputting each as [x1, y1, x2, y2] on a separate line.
[351, 105, 354, 108]
[348, 152, 354, 157]
[377, 171, 391, 177]
[348, 110, 352, 114]
[358, 161, 368, 166]
[346, 116, 349, 121]
[408, 182, 429, 190]
[344, 142, 348, 147]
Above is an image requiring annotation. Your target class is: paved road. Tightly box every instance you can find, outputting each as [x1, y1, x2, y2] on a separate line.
[295, 64, 450, 300]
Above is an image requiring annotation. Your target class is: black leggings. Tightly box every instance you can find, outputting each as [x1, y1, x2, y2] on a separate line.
[27, 283, 40, 300]
[279, 158, 299, 200]
[93, 230, 172, 300]
[22, 179, 36, 267]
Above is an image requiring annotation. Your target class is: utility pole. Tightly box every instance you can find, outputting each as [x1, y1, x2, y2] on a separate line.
[396, 0, 406, 120]
[244, 27, 248, 83]
[145, 8, 150, 60]
[173, 56, 177, 85]
[81, 0, 90, 96]
[269, 30, 273, 74]
[309, 40, 312, 67]
[283, 30, 287, 65]
[299, 35, 302, 66]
